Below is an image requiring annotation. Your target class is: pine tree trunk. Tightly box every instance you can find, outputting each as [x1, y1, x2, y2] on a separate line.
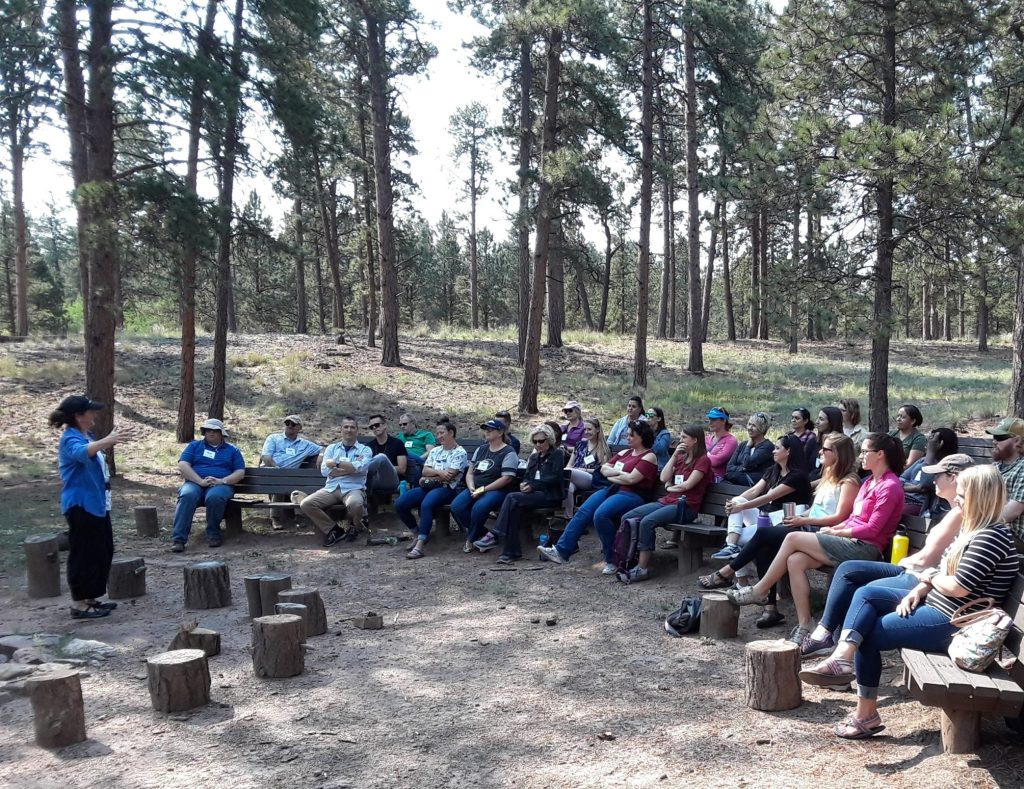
[656, 94, 670, 341]
[749, 211, 759, 338]
[722, 202, 735, 340]
[788, 199, 800, 354]
[176, 0, 217, 441]
[312, 215, 326, 333]
[683, 15, 703, 373]
[209, 0, 244, 421]
[598, 215, 613, 332]
[2, 209, 16, 334]
[470, 149, 479, 329]
[1010, 246, 1024, 417]
[519, 29, 562, 413]
[668, 178, 677, 338]
[977, 261, 988, 352]
[700, 201, 721, 343]
[57, 0, 90, 341]
[516, 29, 533, 365]
[10, 141, 28, 336]
[868, 0, 897, 432]
[293, 194, 308, 334]
[571, 252, 594, 330]
[356, 89, 377, 344]
[634, 0, 654, 388]
[362, 9, 400, 366]
[758, 208, 769, 339]
[547, 215, 564, 348]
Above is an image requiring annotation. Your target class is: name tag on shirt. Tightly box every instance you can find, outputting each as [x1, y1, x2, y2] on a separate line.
[674, 475, 685, 486]
[203, 449, 216, 459]
[285, 447, 296, 456]
[614, 461, 625, 472]
[535, 471, 541, 480]
[405, 441, 413, 448]
[562, 433, 568, 442]
[584, 454, 595, 465]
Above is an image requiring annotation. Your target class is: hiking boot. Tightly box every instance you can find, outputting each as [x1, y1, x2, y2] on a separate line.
[800, 631, 836, 659]
[208, 537, 222, 548]
[170, 541, 185, 553]
[787, 625, 812, 646]
[323, 526, 345, 547]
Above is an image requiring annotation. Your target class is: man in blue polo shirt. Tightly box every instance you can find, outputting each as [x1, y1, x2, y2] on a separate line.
[171, 418, 245, 552]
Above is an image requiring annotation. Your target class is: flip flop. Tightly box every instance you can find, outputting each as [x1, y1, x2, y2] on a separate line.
[698, 570, 732, 590]
[834, 714, 885, 740]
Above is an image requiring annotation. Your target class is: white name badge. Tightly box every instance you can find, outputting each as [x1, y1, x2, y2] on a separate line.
[535, 471, 541, 480]
[562, 433, 568, 442]
[614, 461, 625, 472]
[584, 454, 595, 465]
[202, 449, 216, 459]
[674, 475, 685, 486]
[285, 447, 296, 456]
[405, 441, 413, 448]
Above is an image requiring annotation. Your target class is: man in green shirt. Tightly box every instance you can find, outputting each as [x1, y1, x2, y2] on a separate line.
[397, 413, 435, 486]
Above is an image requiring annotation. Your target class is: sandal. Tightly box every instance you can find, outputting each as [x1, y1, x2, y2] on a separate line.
[726, 585, 768, 606]
[70, 604, 111, 619]
[406, 546, 425, 560]
[799, 657, 855, 686]
[698, 570, 733, 590]
[833, 713, 885, 740]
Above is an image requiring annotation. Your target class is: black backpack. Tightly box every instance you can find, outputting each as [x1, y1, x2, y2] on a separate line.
[664, 595, 703, 637]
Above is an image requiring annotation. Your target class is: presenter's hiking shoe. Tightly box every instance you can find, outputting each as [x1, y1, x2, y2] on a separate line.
[70, 604, 111, 619]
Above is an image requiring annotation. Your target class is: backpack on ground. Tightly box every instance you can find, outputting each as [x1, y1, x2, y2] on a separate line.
[612, 517, 641, 574]
[664, 595, 703, 637]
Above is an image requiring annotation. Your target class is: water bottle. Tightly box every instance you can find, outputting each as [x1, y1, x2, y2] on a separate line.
[890, 528, 909, 565]
[756, 512, 772, 529]
[539, 534, 550, 547]
[398, 480, 409, 495]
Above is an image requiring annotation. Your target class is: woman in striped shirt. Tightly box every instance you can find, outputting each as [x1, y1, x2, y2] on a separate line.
[800, 464, 1019, 740]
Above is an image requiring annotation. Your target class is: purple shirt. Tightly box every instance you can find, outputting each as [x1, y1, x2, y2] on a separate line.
[561, 421, 586, 449]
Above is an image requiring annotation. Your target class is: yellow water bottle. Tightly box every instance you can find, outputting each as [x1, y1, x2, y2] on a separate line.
[890, 529, 909, 565]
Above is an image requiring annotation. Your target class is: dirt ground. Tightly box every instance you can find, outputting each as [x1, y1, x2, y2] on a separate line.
[0, 334, 1021, 788]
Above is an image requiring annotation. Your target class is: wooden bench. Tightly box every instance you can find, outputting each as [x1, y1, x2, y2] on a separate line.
[901, 567, 1024, 753]
[669, 482, 747, 573]
[957, 435, 993, 466]
[222, 467, 340, 532]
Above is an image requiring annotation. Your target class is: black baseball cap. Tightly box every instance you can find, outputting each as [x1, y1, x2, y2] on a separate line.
[58, 395, 106, 415]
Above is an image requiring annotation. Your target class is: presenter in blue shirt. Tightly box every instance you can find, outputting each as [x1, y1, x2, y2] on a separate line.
[49, 395, 124, 619]
[171, 418, 245, 552]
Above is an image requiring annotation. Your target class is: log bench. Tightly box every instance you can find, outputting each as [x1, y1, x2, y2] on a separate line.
[956, 436, 994, 466]
[667, 482, 747, 573]
[901, 568, 1024, 754]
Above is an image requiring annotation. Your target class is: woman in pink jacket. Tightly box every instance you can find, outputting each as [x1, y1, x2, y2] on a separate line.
[726, 432, 905, 647]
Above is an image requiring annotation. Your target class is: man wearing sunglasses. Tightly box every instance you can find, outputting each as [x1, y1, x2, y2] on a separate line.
[988, 417, 1024, 539]
[259, 415, 322, 530]
[365, 415, 408, 502]
[397, 414, 436, 487]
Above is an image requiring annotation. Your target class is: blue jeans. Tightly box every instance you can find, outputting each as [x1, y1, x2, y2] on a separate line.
[554, 487, 645, 562]
[395, 485, 458, 541]
[172, 481, 234, 544]
[406, 454, 425, 487]
[450, 488, 510, 542]
[841, 585, 956, 698]
[820, 560, 914, 633]
[622, 501, 697, 551]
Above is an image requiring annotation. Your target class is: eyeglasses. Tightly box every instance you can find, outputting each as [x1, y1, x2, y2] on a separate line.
[532, 438, 548, 445]
[821, 447, 835, 454]
[368, 423, 384, 429]
[284, 421, 297, 427]
[562, 409, 574, 414]
[860, 447, 880, 455]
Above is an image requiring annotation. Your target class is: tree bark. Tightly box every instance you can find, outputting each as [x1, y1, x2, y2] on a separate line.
[277, 587, 327, 637]
[147, 649, 210, 712]
[570, 248, 594, 330]
[683, 14, 703, 373]
[977, 260, 989, 352]
[362, 9, 400, 366]
[469, 140, 479, 329]
[1011, 246, 1024, 417]
[749, 210, 759, 337]
[519, 28, 562, 413]
[134, 505, 159, 537]
[788, 198, 800, 354]
[168, 625, 221, 657]
[699, 593, 739, 639]
[9, 141, 28, 336]
[2, 207, 15, 335]
[314, 158, 345, 331]
[107, 556, 146, 599]
[868, 0, 897, 432]
[293, 193, 308, 334]
[744, 641, 801, 711]
[722, 201, 736, 340]
[23, 535, 61, 598]
[598, 213, 614, 332]
[27, 670, 87, 747]
[700, 200, 722, 343]
[656, 91, 670, 341]
[634, 0, 654, 388]
[758, 208, 769, 339]
[356, 84, 377, 343]
[209, 0, 245, 421]
[546, 214, 564, 348]
[251, 614, 304, 678]
[183, 561, 232, 610]
[516, 27, 534, 365]
[176, 0, 217, 441]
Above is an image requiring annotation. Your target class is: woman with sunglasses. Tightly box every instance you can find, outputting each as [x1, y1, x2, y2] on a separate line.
[704, 407, 737, 484]
[539, 419, 659, 574]
[702, 433, 859, 633]
[724, 412, 774, 486]
[562, 417, 611, 518]
[801, 464, 1018, 740]
[798, 453, 973, 659]
[474, 424, 565, 562]
[560, 401, 585, 449]
[727, 433, 907, 646]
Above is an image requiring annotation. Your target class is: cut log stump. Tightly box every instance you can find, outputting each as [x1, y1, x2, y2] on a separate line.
[275, 603, 308, 640]
[183, 561, 231, 610]
[699, 593, 739, 639]
[146, 649, 211, 713]
[277, 587, 327, 637]
[26, 669, 86, 747]
[107, 556, 146, 599]
[258, 573, 292, 617]
[252, 614, 304, 678]
[24, 535, 61, 598]
[940, 708, 982, 754]
[744, 640, 802, 711]
[134, 506, 159, 537]
[243, 574, 264, 619]
[168, 625, 221, 657]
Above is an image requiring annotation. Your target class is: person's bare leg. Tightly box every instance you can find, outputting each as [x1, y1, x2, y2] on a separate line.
[752, 532, 831, 597]
[637, 549, 652, 570]
[786, 552, 824, 628]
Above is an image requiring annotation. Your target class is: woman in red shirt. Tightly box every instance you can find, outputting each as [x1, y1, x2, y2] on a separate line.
[539, 420, 659, 574]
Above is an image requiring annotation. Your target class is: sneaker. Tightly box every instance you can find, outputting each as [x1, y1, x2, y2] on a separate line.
[787, 625, 811, 646]
[601, 563, 617, 575]
[170, 541, 185, 553]
[711, 544, 741, 560]
[473, 533, 497, 552]
[538, 545, 564, 564]
[208, 537, 222, 548]
[627, 566, 650, 582]
[462, 540, 474, 554]
[496, 554, 519, 564]
[800, 632, 836, 659]
[323, 526, 345, 547]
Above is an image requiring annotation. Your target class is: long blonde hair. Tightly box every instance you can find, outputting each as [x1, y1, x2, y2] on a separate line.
[584, 417, 611, 464]
[821, 432, 857, 486]
[944, 465, 1007, 575]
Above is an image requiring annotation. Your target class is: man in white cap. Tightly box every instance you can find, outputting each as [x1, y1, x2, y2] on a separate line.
[988, 416, 1024, 539]
[171, 418, 245, 552]
[260, 415, 321, 469]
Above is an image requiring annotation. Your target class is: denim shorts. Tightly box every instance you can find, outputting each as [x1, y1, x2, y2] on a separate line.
[815, 534, 882, 565]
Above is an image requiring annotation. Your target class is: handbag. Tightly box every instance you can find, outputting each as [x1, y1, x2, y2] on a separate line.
[946, 597, 1013, 673]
